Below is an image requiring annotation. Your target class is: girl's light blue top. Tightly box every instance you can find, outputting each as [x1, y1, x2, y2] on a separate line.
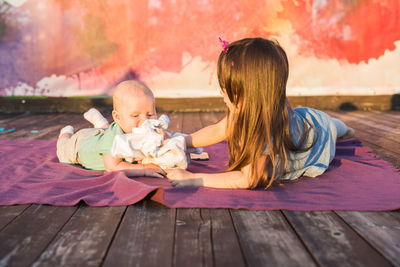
[264, 107, 339, 181]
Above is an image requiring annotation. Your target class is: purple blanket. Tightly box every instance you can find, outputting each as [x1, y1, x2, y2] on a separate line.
[0, 139, 399, 210]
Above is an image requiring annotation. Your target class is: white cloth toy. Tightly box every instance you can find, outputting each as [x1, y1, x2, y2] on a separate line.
[111, 115, 199, 169]
[170, 132, 203, 155]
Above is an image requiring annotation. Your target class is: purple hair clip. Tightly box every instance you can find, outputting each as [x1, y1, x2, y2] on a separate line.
[219, 37, 234, 66]
[219, 37, 229, 53]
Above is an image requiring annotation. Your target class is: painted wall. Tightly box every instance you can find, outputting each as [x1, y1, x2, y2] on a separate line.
[0, 0, 399, 97]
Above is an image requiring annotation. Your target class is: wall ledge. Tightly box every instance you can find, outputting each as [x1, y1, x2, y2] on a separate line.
[0, 95, 398, 113]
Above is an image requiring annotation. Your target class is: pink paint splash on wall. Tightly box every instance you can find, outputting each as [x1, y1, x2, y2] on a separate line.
[1, 0, 399, 96]
[0, 0, 278, 94]
[279, 0, 400, 63]
[76, 0, 277, 75]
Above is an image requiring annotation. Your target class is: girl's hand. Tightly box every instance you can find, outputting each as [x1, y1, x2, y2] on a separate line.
[143, 163, 166, 178]
[165, 169, 195, 180]
[166, 169, 203, 187]
[170, 179, 203, 188]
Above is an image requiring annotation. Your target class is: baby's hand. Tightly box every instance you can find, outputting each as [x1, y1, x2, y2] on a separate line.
[156, 128, 171, 139]
[143, 163, 166, 178]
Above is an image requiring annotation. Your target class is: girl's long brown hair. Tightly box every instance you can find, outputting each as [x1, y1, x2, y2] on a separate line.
[217, 38, 316, 189]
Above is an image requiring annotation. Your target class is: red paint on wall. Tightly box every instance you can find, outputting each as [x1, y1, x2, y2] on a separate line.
[279, 0, 400, 63]
[81, 0, 275, 75]
[3, 0, 399, 95]
[1, 0, 278, 91]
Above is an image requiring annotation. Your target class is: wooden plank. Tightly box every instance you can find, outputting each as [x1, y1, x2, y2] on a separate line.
[329, 111, 400, 144]
[173, 208, 213, 267]
[199, 111, 225, 127]
[364, 110, 399, 121]
[326, 111, 400, 167]
[0, 113, 26, 124]
[103, 201, 175, 267]
[349, 111, 399, 128]
[364, 111, 400, 127]
[359, 143, 399, 168]
[0, 204, 77, 266]
[0, 113, 30, 138]
[330, 112, 400, 161]
[198, 111, 217, 127]
[335, 211, 400, 266]
[335, 129, 399, 167]
[197, 113, 245, 265]
[328, 111, 400, 143]
[0, 205, 30, 230]
[32, 113, 99, 140]
[283, 211, 392, 267]
[341, 136, 399, 168]
[0, 114, 88, 231]
[381, 111, 400, 121]
[179, 112, 245, 266]
[37, 112, 102, 140]
[389, 210, 400, 221]
[339, 111, 400, 135]
[209, 209, 246, 267]
[0, 112, 111, 140]
[183, 112, 203, 133]
[172, 208, 246, 267]
[231, 210, 316, 267]
[32, 205, 126, 267]
[167, 111, 184, 133]
[175, 112, 215, 266]
[0, 113, 67, 140]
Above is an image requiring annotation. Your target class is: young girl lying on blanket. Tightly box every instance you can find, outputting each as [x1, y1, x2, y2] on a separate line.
[166, 37, 354, 189]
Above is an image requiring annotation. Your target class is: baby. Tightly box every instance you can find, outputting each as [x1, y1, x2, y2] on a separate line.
[56, 80, 166, 178]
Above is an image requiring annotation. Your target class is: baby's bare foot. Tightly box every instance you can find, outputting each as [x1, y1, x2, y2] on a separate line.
[338, 127, 355, 141]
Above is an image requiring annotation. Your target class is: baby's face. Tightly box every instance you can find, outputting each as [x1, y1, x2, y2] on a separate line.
[115, 94, 156, 133]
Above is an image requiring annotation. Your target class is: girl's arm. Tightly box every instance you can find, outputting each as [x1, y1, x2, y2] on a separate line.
[185, 116, 227, 148]
[166, 155, 267, 189]
[103, 154, 166, 178]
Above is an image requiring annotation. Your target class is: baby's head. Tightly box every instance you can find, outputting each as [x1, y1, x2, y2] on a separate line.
[112, 80, 156, 133]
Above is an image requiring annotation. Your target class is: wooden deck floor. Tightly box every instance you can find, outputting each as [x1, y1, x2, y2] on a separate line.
[0, 111, 399, 267]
